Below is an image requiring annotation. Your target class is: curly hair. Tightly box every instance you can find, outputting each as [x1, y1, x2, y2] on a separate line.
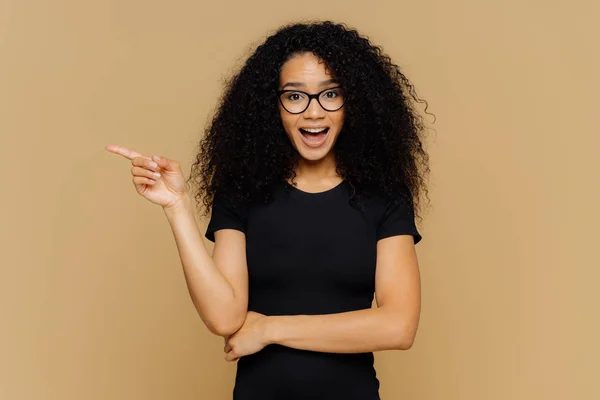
[187, 20, 433, 224]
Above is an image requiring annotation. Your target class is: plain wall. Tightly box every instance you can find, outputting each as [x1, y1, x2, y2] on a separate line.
[1, 0, 598, 399]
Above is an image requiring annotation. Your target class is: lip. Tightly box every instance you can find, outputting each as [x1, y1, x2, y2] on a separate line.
[299, 126, 329, 130]
[298, 128, 329, 148]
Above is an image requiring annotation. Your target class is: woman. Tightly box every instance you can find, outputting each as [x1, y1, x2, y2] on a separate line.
[107, 20, 431, 400]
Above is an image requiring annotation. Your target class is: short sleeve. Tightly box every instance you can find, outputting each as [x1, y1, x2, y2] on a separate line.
[204, 192, 247, 243]
[376, 195, 422, 245]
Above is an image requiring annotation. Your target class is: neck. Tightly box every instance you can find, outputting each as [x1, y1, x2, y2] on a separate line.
[293, 151, 340, 181]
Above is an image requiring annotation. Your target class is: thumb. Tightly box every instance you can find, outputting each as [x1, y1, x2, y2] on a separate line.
[152, 155, 178, 171]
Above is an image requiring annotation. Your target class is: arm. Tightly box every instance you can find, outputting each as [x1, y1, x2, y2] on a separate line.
[264, 234, 421, 352]
[163, 194, 248, 337]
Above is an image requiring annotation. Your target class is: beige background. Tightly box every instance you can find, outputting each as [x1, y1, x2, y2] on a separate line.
[1, 0, 598, 399]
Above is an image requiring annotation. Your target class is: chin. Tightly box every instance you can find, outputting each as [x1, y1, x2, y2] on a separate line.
[296, 148, 331, 161]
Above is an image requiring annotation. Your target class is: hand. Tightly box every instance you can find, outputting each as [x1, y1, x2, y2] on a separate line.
[105, 144, 188, 209]
[224, 311, 270, 362]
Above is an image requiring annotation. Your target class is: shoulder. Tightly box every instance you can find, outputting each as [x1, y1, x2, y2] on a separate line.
[361, 184, 413, 215]
[365, 186, 421, 244]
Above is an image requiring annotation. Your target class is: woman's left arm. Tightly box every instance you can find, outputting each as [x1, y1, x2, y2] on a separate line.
[265, 234, 421, 353]
[224, 234, 421, 361]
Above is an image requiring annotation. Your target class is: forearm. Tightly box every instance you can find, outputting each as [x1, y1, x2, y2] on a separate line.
[163, 194, 244, 336]
[265, 307, 414, 353]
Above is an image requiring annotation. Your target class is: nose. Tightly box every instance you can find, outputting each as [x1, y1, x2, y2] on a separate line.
[302, 97, 326, 119]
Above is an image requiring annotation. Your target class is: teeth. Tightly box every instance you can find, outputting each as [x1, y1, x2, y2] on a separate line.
[301, 127, 327, 133]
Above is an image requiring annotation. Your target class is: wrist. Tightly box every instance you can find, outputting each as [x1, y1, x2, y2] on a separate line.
[163, 192, 192, 216]
[263, 316, 280, 346]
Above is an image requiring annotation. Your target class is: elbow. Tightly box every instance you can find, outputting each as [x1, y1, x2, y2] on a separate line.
[209, 315, 245, 337]
[396, 335, 415, 350]
[193, 299, 246, 337]
[392, 322, 418, 350]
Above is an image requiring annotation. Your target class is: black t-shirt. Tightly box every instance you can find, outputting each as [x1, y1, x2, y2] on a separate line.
[205, 180, 422, 400]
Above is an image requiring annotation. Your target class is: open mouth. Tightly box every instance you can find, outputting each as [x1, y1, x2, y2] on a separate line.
[299, 127, 329, 147]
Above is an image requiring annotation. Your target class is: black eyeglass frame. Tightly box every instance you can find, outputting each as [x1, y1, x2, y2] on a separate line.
[276, 86, 346, 114]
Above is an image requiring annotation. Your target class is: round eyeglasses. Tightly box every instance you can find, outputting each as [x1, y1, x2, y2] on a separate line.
[277, 86, 346, 114]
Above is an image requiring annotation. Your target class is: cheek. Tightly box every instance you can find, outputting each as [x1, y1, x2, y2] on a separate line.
[332, 111, 345, 130]
[279, 112, 298, 134]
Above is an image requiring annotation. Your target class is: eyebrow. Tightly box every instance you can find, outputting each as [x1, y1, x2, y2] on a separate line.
[281, 79, 339, 89]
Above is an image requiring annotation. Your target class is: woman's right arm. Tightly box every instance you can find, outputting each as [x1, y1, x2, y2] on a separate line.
[105, 144, 248, 337]
[163, 194, 248, 337]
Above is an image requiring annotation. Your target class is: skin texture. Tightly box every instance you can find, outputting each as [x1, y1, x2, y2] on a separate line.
[277, 52, 345, 187]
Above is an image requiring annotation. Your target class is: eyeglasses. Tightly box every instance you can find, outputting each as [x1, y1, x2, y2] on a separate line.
[276, 86, 346, 114]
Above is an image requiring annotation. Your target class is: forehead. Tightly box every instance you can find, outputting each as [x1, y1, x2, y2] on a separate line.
[279, 52, 334, 84]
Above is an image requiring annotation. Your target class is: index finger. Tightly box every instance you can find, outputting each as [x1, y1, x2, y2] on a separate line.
[105, 144, 151, 161]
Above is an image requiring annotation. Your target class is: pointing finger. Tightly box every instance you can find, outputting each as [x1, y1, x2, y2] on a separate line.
[105, 144, 151, 161]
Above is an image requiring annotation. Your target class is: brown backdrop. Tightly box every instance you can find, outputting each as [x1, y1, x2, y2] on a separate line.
[1, 0, 598, 399]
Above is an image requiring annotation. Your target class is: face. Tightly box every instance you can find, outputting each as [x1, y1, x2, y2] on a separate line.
[278, 52, 345, 162]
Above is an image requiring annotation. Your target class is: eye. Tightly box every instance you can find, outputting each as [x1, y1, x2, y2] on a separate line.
[286, 92, 304, 101]
[322, 88, 341, 98]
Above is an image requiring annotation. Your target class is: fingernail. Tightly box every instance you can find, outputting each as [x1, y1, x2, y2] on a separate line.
[149, 161, 158, 168]
[153, 155, 161, 161]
